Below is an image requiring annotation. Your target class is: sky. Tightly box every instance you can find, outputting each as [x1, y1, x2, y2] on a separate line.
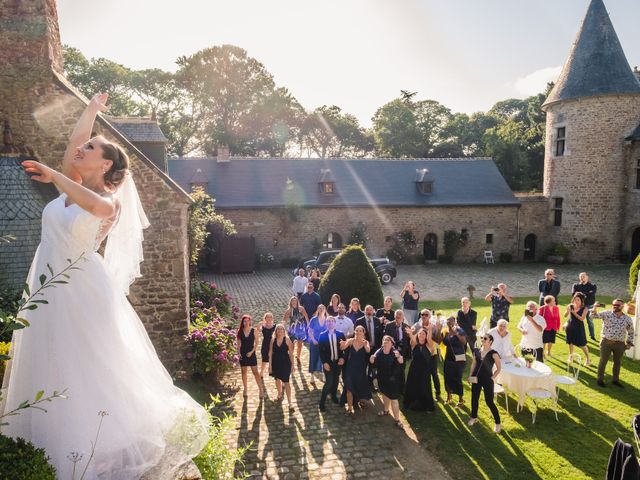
[56, 0, 640, 127]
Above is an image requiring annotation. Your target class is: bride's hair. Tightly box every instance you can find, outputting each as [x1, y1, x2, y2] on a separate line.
[99, 138, 130, 189]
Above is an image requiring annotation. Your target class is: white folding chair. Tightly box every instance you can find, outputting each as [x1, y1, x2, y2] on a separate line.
[494, 382, 509, 414]
[555, 353, 582, 407]
[526, 388, 558, 424]
[483, 250, 495, 264]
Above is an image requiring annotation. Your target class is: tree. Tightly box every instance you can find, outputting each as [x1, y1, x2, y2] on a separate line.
[318, 245, 383, 308]
[63, 46, 139, 116]
[300, 105, 373, 158]
[176, 44, 302, 156]
[373, 94, 452, 157]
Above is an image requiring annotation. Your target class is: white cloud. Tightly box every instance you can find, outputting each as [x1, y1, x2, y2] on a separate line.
[513, 66, 562, 96]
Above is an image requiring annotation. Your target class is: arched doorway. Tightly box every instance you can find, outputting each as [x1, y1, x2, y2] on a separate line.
[323, 232, 342, 249]
[632, 227, 640, 259]
[424, 233, 438, 261]
[523, 234, 537, 261]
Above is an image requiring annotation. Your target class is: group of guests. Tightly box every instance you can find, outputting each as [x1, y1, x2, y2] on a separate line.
[235, 270, 635, 432]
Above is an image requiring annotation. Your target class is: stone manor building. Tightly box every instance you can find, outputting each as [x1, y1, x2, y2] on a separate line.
[169, 0, 640, 267]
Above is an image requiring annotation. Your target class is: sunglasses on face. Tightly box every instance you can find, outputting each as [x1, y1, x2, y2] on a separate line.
[482, 337, 491, 341]
[613, 304, 623, 308]
[421, 313, 430, 317]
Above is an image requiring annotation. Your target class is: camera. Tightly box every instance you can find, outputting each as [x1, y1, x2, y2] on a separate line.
[524, 309, 533, 317]
[595, 302, 605, 308]
[569, 304, 575, 311]
[492, 287, 500, 292]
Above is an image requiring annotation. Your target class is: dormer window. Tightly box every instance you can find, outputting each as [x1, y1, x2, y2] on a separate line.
[321, 182, 334, 194]
[318, 168, 336, 195]
[414, 168, 433, 195]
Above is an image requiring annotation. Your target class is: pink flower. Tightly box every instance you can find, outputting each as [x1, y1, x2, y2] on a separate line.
[223, 293, 231, 301]
[210, 282, 217, 290]
[194, 300, 203, 308]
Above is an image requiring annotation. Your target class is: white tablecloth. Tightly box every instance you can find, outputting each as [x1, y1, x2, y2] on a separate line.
[496, 358, 556, 407]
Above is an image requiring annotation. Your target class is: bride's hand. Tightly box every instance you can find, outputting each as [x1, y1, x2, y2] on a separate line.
[90, 93, 110, 113]
[22, 160, 57, 183]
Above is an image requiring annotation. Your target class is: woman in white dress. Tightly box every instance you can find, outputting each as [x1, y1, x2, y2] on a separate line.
[1, 93, 208, 479]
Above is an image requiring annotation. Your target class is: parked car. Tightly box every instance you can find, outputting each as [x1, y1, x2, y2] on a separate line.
[293, 250, 397, 285]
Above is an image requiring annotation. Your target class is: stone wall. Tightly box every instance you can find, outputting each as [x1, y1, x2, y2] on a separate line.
[220, 204, 521, 263]
[623, 141, 640, 258]
[0, 0, 192, 373]
[515, 193, 551, 262]
[543, 94, 640, 262]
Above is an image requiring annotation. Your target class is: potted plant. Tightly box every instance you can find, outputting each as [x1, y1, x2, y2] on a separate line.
[523, 353, 535, 368]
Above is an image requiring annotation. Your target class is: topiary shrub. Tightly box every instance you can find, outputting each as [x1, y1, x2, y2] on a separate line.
[630, 253, 640, 297]
[318, 245, 383, 309]
[0, 434, 56, 480]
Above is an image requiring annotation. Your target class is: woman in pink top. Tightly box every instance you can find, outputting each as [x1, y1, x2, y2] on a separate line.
[539, 295, 561, 358]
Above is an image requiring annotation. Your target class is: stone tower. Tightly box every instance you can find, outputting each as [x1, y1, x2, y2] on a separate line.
[541, 0, 640, 262]
[0, 0, 193, 372]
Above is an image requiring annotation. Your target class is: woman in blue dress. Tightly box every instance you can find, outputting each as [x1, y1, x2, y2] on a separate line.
[564, 292, 591, 365]
[307, 304, 327, 387]
[340, 325, 372, 415]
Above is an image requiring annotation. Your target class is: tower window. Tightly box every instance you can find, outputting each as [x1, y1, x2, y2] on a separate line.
[552, 197, 563, 226]
[556, 127, 566, 156]
[486, 233, 493, 244]
[636, 159, 640, 190]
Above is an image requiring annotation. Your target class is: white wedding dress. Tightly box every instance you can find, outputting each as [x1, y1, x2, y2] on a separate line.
[1, 191, 208, 479]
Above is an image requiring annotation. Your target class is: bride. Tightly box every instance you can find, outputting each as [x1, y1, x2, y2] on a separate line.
[1, 93, 208, 478]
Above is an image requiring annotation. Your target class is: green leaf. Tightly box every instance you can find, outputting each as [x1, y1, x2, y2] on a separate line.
[47, 264, 54, 276]
[0, 354, 10, 361]
[18, 400, 29, 409]
[25, 304, 38, 310]
[31, 300, 49, 304]
[34, 390, 44, 402]
[22, 283, 30, 296]
[39, 274, 46, 286]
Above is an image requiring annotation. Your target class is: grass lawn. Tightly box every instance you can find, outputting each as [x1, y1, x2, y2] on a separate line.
[401, 295, 640, 480]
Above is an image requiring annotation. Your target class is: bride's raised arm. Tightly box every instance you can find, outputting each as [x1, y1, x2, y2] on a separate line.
[63, 93, 110, 182]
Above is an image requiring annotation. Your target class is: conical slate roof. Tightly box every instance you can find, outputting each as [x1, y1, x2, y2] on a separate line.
[0, 156, 57, 288]
[543, 0, 640, 108]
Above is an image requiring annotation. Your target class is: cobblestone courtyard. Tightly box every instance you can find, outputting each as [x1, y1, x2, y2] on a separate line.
[204, 263, 629, 479]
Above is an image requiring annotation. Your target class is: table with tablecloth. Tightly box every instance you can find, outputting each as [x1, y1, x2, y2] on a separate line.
[495, 358, 556, 408]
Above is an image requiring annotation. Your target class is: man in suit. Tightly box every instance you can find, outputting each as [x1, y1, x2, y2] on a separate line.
[318, 316, 345, 412]
[383, 309, 412, 392]
[538, 269, 561, 305]
[355, 304, 384, 388]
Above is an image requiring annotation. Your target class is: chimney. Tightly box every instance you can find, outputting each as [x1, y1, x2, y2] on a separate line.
[0, 0, 64, 75]
[216, 144, 230, 163]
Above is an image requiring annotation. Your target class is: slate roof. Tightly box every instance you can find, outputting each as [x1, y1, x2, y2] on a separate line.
[167, 158, 520, 209]
[108, 116, 168, 143]
[543, 0, 640, 108]
[0, 156, 58, 288]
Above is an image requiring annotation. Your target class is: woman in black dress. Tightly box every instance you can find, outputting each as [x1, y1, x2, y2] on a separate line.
[259, 312, 276, 381]
[564, 292, 591, 365]
[237, 314, 264, 398]
[442, 316, 467, 406]
[327, 293, 341, 316]
[404, 327, 436, 412]
[456, 297, 478, 350]
[371, 335, 405, 428]
[340, 325, 371, 415]
[467, 333, 502, 433]
[269, 324, 295, 412]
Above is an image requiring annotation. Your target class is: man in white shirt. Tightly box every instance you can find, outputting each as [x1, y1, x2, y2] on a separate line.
[488, 319, 516, 360]
[517, 301, 547, 362]
[292, 269, 308, 300]
[334, 303, 354, 338]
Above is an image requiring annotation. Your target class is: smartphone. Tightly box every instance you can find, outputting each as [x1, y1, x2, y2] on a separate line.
[524, 309, 533, 317]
